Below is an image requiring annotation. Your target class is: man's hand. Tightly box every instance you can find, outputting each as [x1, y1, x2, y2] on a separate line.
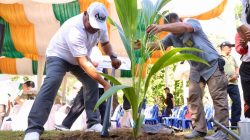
[147, 41, 161, 51]
[133, 40, 141, 50]
[239, 37, 248, 49]
[103, 81, 111, 91]
[101, 41, 122, 69]
[239, 38, 246, 47]
[92, 62, 98, 67]
[229, 74, 239, 82]
[245, 30, 250, 41]
[111, 58, 121, 69]
[239, 30, 250, 49]
[146, 24, 163, 35]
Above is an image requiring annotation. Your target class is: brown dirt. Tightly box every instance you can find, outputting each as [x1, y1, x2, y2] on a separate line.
[41, 129, 182, 140]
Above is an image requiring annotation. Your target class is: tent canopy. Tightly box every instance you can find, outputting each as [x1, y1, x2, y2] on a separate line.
[0, 0, 228, 75]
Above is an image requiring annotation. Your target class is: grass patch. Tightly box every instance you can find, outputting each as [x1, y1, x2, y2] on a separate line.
[0, 131, 82, 140]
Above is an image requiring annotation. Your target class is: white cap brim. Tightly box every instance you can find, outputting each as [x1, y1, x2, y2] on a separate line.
[89, 15, 106, 30]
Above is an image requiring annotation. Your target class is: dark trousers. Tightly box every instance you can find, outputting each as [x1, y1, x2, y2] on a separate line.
[26, 57, 100, 134]
[165, 107, 172, 117]
[123, 95, 131, 110]
[227, 84, 241, 126]
[240, 62, 250, 118]
[62, 87, 106, 128]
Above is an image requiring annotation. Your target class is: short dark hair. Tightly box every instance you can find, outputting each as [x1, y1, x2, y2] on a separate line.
[24, 81, 35, 88]
[164, 87, 170, 91]
[164, 13, 179, 24]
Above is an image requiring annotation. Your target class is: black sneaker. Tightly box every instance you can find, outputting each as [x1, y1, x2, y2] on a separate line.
[6, 118, 12, 121]
[230, 122, 238, 130]
[54, 124, 70, 131]
[184, 130, 206, 139]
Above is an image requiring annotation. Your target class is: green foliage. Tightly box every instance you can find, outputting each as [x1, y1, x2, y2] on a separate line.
[235, 2, 243, 26]
[114, 0, 138, 40]
[144, 48, 208, 94]
[11, 75, 20, 81]
[10, 75, 29, 82]
[146, 65, 166, 112]
[146, 64, 188, 110]
[95, 0, 208, 138]
[23, 76, 29, 81]
[173, 80, 184, 106]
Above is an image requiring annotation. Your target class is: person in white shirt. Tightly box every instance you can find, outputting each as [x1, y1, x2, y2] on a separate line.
[0, 81, 35, 128]
[13, 81, 35, 105]
[24, 2, 121, 140]
[0, 92, 10, 128]
[54, 46, 108, 131]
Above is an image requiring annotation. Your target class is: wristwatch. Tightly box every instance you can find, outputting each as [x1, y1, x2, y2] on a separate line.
[110, 54, 117, 59]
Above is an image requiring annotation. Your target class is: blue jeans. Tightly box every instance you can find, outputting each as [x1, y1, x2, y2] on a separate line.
[227, 84, 241, 126]
[62, 87, 106, 128]
[25, 57, 99, 134]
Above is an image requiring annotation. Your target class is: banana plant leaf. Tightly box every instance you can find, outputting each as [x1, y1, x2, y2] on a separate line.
[94, 85, 131, 111]
[114, 0, 138, 40]
[97, 73, 138, 120]
[144, 47, 209, 93]
[107, 17, 132, 59]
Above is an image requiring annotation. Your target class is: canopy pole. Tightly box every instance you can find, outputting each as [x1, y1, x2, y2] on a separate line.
[37, 56, 45, 91]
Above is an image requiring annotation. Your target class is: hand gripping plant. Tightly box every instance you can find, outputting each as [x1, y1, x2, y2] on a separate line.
[94, 0, 208, 138]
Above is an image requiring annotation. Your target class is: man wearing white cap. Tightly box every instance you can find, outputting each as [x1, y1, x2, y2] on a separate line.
[24, 2, 121, 140]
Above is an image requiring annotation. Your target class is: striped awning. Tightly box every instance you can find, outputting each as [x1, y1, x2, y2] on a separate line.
[0, 0, 228, 76]
[0, 0, 109, 75]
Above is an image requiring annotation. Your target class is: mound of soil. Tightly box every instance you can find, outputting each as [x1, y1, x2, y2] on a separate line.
[41, 128, 182, 140]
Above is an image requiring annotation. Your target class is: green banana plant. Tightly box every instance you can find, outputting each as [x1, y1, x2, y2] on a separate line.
[94, 0, 209, 138]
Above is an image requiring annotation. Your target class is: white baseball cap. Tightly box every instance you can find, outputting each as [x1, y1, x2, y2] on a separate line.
[87, 2, 108, 30]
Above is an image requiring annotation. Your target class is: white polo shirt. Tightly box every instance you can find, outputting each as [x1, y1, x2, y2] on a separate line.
[46, 13, 109, 65]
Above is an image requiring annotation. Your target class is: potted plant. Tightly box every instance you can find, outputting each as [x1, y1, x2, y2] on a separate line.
[94, 0, 208, 138]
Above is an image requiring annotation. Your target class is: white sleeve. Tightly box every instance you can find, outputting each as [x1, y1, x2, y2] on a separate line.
[100, 26, 109, 43]
[65, 27, 88, 57]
